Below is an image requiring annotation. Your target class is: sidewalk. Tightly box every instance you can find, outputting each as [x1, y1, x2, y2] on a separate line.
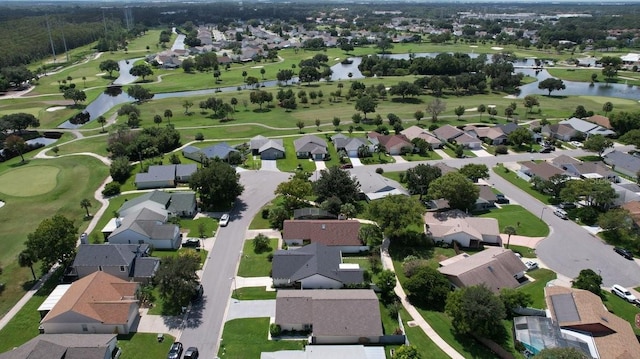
[380, 239, 465, 359]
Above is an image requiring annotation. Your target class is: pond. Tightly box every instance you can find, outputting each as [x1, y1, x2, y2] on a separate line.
[58, 52, 640, 129]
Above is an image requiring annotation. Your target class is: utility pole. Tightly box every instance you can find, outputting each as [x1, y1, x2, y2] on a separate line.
[59, 20, 69, 63]
[45, 15, 57, 63]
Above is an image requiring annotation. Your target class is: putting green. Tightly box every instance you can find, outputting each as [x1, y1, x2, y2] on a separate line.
[0, 165, 60, 197]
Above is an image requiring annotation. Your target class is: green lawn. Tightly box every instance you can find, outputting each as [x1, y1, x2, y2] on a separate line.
[179, 217, 218, 238]
[477, 205, 549, 237]
[401, 150, 443, 162]
[519, 269, 557, 309]
[218, 318, 305, 358]
[237, 238, 279, 277]
[492, 165, 551, 204]
[399, 310, 449, 359]
[603, 291, 640, 336]
[0, 156, 108, 317]
[508, 245, 537, 258]
[118, 333, 175, 359]
[231, 286, 277, 300]
[249, 197, 284, 229]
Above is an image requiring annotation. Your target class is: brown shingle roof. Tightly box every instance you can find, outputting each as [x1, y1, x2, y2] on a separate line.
[545, 286, 640, 359]
[621, 201, 640, 226]
[42, 272, 138, 325]
[275, 289, 382, 337]
[283, 220, 362, 246]
[586, 114, 612, 129]
[520, 161, 566, 180]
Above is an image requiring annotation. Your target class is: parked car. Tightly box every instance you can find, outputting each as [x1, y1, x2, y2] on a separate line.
[167, 342, 183, 359]
[340, 163, 353, 169]
[184, 347, 199, 359]
[525, 261, 539, 271]
[553, 208, 568, 220]
[559, 202, 576, 210]
[191, 283, 204, 303]
[495, 194, 510, 204]
[219, 213, 230, 227]
[611, 284, 637, 303]
[539, 147, 552, 153]
[181, 238, 200, 248]
[614, 247, 634, 260]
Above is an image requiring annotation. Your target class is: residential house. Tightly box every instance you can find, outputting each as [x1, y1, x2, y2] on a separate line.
[367, 132, 414, 155]
[476, 184, 498, 209]
[425, 210, 501, 247]
[622, 201, 640, 227]
[433, 125, 464, 142]
[331, 134, 371, 157]
[69, 244, 159, 284]
[513, 316, 592, 357]
[272, 243, 364, 289]
[400, 125, 444, 149]
[249, 135, 285, 160]
[293, 208, 337, 220]
[354, 171, 409, 201]
[275, 289, 383, 344]
[585, 114, 613, 130]
[437, 247, 527, 293]
[40, 272, 139, 335]
[182, 142, 239, 163]
[559, 161, 618, 182]
[560, 117, 616, 137]
[260, 345, 385, 359]
[434, 162, 457, 175]
[466, 126, 508, 145]
[549, 154, 581, 168]
[519, 161, 566, 181]
[541, 123, 577, 141]
[282, 220, 367, 253]
[106, 208, 181, 249]
[603, 150, 640, 178]
[545, 286, 640, 359]
[0, 334, 118, 359]
[454, 132, 482, 149]
[611, 182, 640, 207]
[134, 164, 197, 190]
[117, 190, 197, 218]
[294, 135, 328, 160]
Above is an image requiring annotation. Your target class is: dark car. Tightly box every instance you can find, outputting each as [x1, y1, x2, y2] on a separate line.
[167, 342, 183, 359]
[614, 247, 634, 260]
[184, 347, 199, 359]
[495, 194, 510, 204]
[539, 147, 552, 154]
[181, 238, 200, 248]
[340, 163, 353, 169]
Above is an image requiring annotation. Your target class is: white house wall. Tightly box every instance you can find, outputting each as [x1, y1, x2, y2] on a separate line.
[440, 233, 474, 247]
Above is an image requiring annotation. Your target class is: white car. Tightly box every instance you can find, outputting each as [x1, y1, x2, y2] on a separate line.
[525, 261, 539, 271]
[611, 284, 637, 303]
[219, 213, 230, 227]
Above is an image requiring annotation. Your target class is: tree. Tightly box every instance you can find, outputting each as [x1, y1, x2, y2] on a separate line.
[477, 104, 486, 119]
[375, 270, 397, 301]
[80, 198, 92, 217]
[26, 215, 78, 271]
[598, 208, 632, 234]
[126, 85, 154, 103]
[499, 287, 532, 318]
[572, 268, 602, 297]
[155, 251, 200, 314]
[252, 233, 271, 253]
[459, 163, 489, 183]
[63, 88, 87, 105]
[508, 127, 534, 149]
[0, 112, 40, 134]
[445, 284, 506, 339]
[274, 176, 313, 212]
[602, 101, 613, 117]
[110, 156, 131, 183]
[359, 224, 383, 248]
[426, 98, 446, 122]
[313, 166, 361, 204]
[404, 164, 442, 199]
[523, 95, 540, 114]
[428, 172, 479, 211]
[376, 38, 394, 53]
[4, 134, 27, 162]
[276, 69, 294, 85]
[163, 109, 173, 125]
[355, 95, 378, 119]
[99, 59, 120, 78]
[18, 248, 38, 281]
[340, 203, 357, 219]
[454, 105, 465, 120]
[189, 161, 244, 209]
[583, 134, 613, 157]
[503, 226, 516, 249]
[414, 110, 424, 124]
[182, 58, 195, 73]
[573, 105, 589, 119]
[97, 116, 107, 132]
[367, 195, 424, 237]
[183, 100, 194, 114]
[538, 78, 566, 96]
[405, 266, 450, 311]
[393, 345, 421, 359]
[250, 90, 273, 110]
[535, 347, 588, 359]
[298, 66, 321, 85]
[129, 64, 153, 81]
[389, 81, 421, 99]
[153, 114, 162, 127]
[268, 206, 289, 230]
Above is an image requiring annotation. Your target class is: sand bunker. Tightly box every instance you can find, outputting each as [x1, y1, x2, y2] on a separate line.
[0, 201, 4, 209]
[46, 106, 67, 112]
[250, 65, 264, 69]
[469, 45, 478, 48]
[491, 46, 504, 50]
[96, 72, 106, 76]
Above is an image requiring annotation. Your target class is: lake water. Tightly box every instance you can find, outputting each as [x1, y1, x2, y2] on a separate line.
[57, 53, 640, 129]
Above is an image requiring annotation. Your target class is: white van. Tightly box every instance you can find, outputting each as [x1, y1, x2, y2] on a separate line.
[553, 208, 568, 220]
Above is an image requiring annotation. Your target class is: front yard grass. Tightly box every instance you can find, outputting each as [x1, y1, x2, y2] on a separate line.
[519, 268, 556, 309]
[477, 205, 549, 237]
[492, 165, 551, 204]
[218, 318, 305, 358]
[602, 291, 640, 336]
[237, 238, 279, 277]
[508, 244, 537, 258]
[231, 286, 276, 300]
[401, 150, 443, 161]
[179, 217, 218, 238]
[249, 197, 284, 229]
[118, 332, 175, 359]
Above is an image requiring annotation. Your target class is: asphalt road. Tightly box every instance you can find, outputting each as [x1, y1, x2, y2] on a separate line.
[178, 169, 289, 359]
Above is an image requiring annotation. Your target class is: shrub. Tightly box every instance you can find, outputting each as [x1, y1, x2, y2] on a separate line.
[269, 323, 281, 337]
[375, 167, 384, 174]
[495, 145, 509, 155]
[261, 208, 270, 219]
[403, 259, 429, 278]
[428, 124, 439, 131]
[576, 206, 599, 225]
[267, 253, 274, 262]
[195, 133, 204, 141]
[253, 234, 271, 253]
[102, 182, 121, 196]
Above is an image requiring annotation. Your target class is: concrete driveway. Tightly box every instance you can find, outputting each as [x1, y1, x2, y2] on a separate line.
[226, 299, 276, 321]
[392, 155, 407, 163]
[260, 159, 279, 171]
[314, 160, 327, 171]
[472, 148, 494, 157]
[350, 157, 363, 166]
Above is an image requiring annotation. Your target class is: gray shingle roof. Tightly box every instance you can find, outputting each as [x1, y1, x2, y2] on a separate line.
[604, 150, 640, 175]
[272, 243, 363, 284]
[73, 244, 149, 268]
[132, 257, 160, 279]
[109, 208, 177, 241]
[119, 190, 171, 213]
[0, 334, 116, 359]
[166, 192, 196, 214]
[294, 135, 327, 153]
[176, 164, 197, 178]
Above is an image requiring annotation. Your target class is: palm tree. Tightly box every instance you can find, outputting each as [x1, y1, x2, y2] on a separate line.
[18, 249, 37, 281]
[602, 101, 613, 117]
[375, 144, 386, 160]
[97, 116, 107, 132]
[163, 109, 173, 125]
[504, 226, 517, 249]
[153, 114, 162, 127]
[260, 68, 266, 80]
[80, 198, 92, 217]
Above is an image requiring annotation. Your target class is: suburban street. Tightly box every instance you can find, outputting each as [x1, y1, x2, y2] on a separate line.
[178, 146, 640, 358]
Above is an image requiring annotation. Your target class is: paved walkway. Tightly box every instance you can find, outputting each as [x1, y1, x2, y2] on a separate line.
[434, 149, 450, 159]
[235, 276, 274, 290]
[226, 300, 276, 321]
[392, 155, 407, 163]
[314, 160, 327, 171]
[380, 239, 465, 359]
